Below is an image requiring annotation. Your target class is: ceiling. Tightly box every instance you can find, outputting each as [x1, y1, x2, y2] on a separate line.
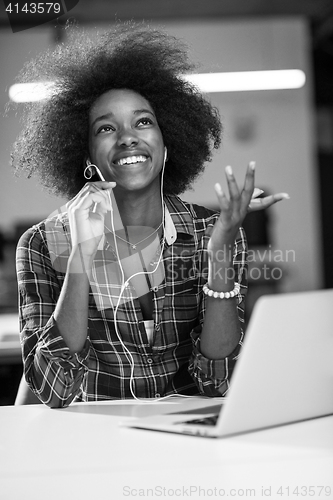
[1, 0, 333, 103]
[1, 0, 333, 23]
[55, 0, 333, 22]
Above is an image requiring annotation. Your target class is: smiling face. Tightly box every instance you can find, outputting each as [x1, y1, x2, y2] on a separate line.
[88, 89, 165, 194]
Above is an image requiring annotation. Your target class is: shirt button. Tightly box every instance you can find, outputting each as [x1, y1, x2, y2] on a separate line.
[155, 393, 161, 398]
[155, 324, 160, 331]
[152, 286, 158, 292]
[147, 358, 153, 364]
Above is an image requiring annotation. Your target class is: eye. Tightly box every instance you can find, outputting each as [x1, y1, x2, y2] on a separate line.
[136, 117, 154, 127]
[97, 125, 115, 134]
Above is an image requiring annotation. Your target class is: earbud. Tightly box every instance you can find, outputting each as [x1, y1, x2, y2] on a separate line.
[84, 161, 106, 181]
[164, 147, 168, 164]
[83, 164, 94, 180]
[83, 161, 107, 214]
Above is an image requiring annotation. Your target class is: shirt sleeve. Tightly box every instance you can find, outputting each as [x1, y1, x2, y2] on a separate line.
[16, 224, 90, 408]
[188, 226, 248, 397]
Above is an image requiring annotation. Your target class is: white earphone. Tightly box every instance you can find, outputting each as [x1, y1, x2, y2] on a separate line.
[84, 161, 106, 182]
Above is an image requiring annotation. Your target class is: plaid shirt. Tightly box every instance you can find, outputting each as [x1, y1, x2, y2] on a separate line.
[16, 195, 248, 407]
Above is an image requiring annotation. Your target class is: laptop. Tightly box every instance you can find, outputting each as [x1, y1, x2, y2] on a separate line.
[122, 288, 333, 437]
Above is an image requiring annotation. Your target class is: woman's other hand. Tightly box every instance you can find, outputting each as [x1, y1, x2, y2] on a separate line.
[209, 161, 289, 256]
[66, 181, 116, 260]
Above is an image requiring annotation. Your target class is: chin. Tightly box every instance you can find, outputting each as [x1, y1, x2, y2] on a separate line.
[117, 177, 159, 193]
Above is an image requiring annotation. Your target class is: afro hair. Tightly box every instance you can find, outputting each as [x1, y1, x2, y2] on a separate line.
[11, 21, 222, 199]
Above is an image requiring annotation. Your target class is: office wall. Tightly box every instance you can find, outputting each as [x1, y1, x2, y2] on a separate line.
[0, 17, 322, 293]
[161, 18, 322, 293]
[0, 26, 68, 234]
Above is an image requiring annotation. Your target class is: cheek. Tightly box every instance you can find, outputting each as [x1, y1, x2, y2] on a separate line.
[90, 138, 112, 164]
[88, 134, 98, 159]
[153, 133, 165, 158]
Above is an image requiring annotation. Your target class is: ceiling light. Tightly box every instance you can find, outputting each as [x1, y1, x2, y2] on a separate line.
[9, 82, 55, 102]
[9, 69, 306, 103]
[184, 69, 306, 92]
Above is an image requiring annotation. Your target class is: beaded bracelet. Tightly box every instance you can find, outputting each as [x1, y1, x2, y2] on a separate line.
[203, 282, 240, 299]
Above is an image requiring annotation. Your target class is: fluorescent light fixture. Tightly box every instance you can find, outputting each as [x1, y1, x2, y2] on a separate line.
[9, 82, 55, 102]
[9, 69, 306, 102]
[184, 69, 306, 92]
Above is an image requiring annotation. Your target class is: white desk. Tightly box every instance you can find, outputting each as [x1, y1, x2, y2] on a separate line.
[0, 398, 332, 500]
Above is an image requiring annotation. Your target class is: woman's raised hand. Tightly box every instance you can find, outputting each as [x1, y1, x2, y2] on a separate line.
[209, 162, 289, 256]
[66, 181, 116, 259]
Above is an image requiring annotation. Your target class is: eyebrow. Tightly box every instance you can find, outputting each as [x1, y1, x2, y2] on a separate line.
[91, 109, 156, 128]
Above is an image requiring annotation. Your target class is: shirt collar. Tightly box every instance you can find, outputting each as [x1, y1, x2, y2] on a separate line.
[164, 195, 195, 245]
[54, 194, 194, 248]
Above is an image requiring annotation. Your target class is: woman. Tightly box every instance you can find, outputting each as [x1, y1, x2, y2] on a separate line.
[12, 23, 287, 407]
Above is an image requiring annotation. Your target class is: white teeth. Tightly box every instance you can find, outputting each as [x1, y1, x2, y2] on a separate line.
[117, 155, 148, 166]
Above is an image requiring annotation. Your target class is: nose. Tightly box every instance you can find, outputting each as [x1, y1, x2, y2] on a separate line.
[117, 126, 139, 148]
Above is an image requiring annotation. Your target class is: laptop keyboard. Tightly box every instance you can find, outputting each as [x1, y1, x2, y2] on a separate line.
[180, 414, 219, 426]
[170, 404, 223, 426]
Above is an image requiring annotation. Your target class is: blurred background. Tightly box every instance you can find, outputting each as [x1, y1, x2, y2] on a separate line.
[0, 0, 332, 404]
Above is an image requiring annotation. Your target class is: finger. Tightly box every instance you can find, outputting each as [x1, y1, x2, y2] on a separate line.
[93, 191, 113, 214]
[225, 166, 241, 201]
[241, 161, 256, 203]
[93, 184, 115, 212]
[79, 183, 115, 211]
[76, 189, 111, 214]
[66, 181, 116, 209]
[248, 193, 290, 212]
[74, 181, 116, 200]
[66, 185, 90, 209]
[214, 182, 230, 212]
[87, 183, 115, 213]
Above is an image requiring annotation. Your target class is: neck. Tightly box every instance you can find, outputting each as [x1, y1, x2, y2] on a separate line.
[113, 186, 164, 229]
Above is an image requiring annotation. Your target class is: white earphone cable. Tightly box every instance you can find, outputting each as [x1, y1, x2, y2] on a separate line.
[89, 153, 190, 401]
